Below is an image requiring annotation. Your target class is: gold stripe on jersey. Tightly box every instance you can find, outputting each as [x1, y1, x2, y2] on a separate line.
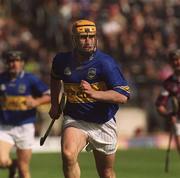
[0, 96, 28, 110]
[114, 86, 130, 93]
[64, 82, 107, 103]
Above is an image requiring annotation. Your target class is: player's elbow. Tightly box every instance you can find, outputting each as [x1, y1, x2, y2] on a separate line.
[156, 105, 167, 116]
[116, 94, 128, 104]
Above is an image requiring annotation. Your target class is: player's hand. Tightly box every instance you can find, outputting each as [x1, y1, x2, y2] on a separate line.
[49, 105, 61, 120]
[25, 96, 39, 109]
[80, 80, 96, 98]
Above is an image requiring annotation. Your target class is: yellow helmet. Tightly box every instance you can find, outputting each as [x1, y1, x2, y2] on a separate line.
[72, 20, 96, 36]
[72, 19, 97, 55]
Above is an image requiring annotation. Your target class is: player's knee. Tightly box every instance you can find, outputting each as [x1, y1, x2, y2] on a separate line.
[0, 157, 11, 168]
[62, 149, 77, 165]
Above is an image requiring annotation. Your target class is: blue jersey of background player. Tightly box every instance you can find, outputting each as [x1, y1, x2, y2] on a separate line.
[0, 50, 50, 178]
[0, 55, 50, 126]
[49, 19, 130, 178]
[51, 49, 130, 123]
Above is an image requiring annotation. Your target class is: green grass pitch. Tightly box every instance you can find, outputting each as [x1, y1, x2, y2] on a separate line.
[0, 149, 179, 178]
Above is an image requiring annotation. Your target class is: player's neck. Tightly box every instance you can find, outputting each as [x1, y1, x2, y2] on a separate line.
[74, 50, 94, 64]
[8, 70, 23, 80]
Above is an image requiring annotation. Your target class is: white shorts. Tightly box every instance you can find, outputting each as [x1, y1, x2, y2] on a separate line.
[63, 116, 118, 155]
[175, 122, 180, 136]
[0, 123, 35, 149]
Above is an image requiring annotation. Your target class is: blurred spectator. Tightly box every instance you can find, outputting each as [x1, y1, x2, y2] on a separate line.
[0, 0, 180, 133]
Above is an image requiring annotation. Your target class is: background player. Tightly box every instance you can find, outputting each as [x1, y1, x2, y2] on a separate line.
[49, 19, 130, 178]
[0, 50, 50, 178]
[156, 49, 180, 150]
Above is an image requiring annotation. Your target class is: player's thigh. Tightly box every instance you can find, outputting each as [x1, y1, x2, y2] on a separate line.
[93, 150, 116, 170]
[61, 127, 88, 156]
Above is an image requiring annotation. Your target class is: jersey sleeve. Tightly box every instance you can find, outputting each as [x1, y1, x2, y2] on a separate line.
[28, 74, 50, 97]
[102, 57, 130, 98]
[156, 76, 174, 107]
[155, 87, 169, 107]
[51, 52, 69, 80]
[51, 53, 62, 80]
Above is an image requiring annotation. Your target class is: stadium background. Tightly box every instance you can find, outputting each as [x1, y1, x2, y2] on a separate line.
[0, 1, 180, 178]
[0, 0, 180, 149]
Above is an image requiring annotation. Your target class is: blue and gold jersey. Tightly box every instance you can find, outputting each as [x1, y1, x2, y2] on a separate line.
[51, 50, 130, 123]
[0, 71, 49, 125]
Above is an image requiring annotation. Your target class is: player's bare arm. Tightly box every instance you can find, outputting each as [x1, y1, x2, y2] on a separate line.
[81, 80, 128, 104]
[49, 77, 62, 119]
[26, 94, 50, 109]
[157, 105, 169, 116]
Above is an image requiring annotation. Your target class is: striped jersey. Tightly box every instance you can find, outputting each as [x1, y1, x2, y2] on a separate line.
[156, 74, 180, 119]
[51, 50, 130, 123]
[0, 71, 49, 125]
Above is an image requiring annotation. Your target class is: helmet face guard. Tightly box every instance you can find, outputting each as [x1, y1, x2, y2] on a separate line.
[72, 20, 97, 55]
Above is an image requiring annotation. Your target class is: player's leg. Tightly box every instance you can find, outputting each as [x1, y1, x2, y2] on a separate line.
[93, 151, 116, 178]
[89, 118, 117, 178]
[0, 140, 14, 168]
[174, 122, 180, 154]
[0, 127, 18, 178]
[15, 123, 35, 178]
[16, 148, 32, 178]
[61, 126, 88, 178]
